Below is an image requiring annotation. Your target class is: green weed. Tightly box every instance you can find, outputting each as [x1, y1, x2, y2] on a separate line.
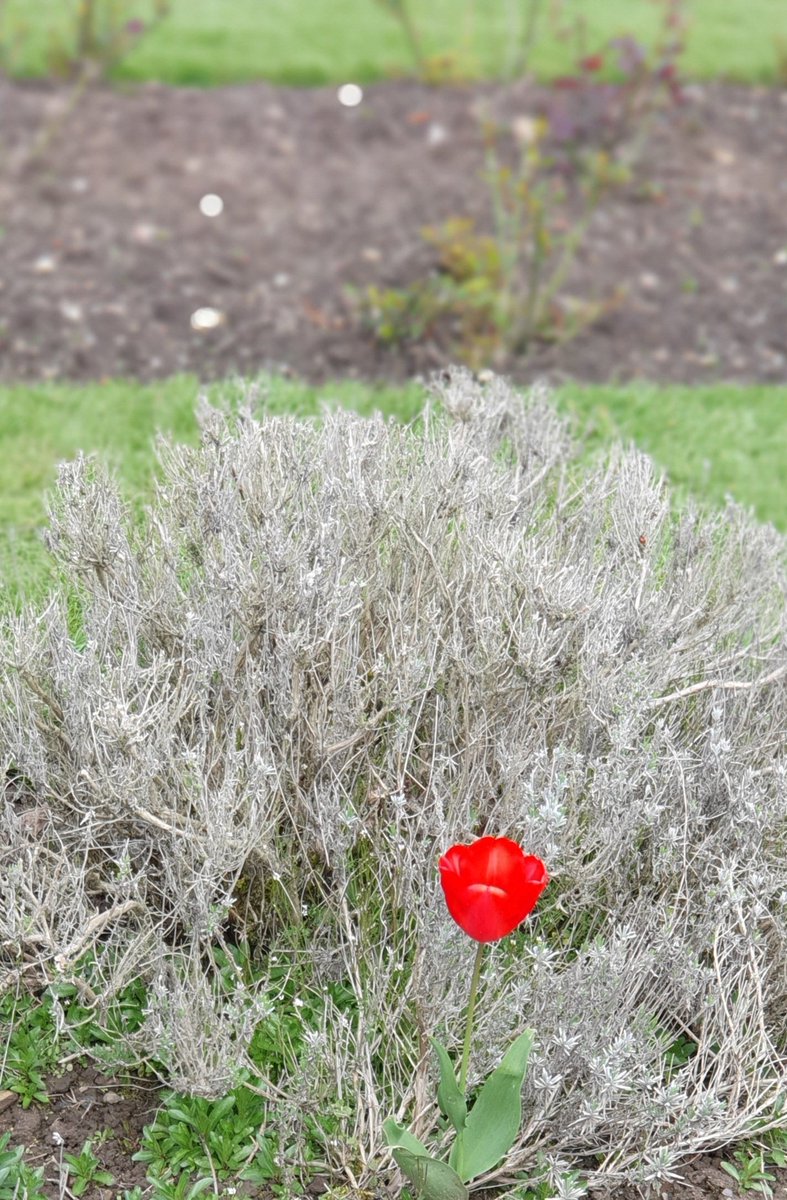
[133, 1087, 276, 1182]
[63, 1139, 116, 1197]
[0, 1133, 47, 1200]
[721, 1149, 777, 1198]
[0, 991, 60, 1107]
[145, 1175, 214, 1200]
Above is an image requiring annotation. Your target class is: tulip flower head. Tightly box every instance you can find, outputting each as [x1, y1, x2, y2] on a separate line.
[439, 836, 548, 942]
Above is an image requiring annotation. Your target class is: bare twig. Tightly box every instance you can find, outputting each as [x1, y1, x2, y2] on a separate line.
[647, 662, 787, 708]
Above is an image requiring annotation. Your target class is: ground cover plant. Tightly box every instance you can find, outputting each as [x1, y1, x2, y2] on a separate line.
[1, 371, 786, 1197]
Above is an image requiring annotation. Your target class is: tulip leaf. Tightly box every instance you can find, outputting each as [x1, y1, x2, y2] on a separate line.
[449, 1029, 534, 1183]
[382, 1117, 430, 1158]
[430, 1038, 467, 1134]
[390, 1147, 469, 1200]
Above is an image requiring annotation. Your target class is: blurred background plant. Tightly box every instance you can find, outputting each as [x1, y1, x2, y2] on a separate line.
[539, 0, 687, 166]
[356, 0, 687, 368]
[0, 0, 25, 76]
[358, 118, 623, 366]
[43, 0, 171, 80]
[371, 0, 687, 97]
[0, 0, 171, 81]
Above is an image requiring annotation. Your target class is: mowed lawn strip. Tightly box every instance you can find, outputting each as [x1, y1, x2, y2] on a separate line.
[3, 0, 784, 86]
[560, 383, 787, 530]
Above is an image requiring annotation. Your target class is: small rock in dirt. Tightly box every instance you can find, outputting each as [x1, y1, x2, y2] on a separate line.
[361, 246, 381, 262]
[337, 83, 363, 108]
[427, 122, 448, 147]
[190, 307, 225, 331]
[103, 1091, 123, 1104]
[60, 301, 83, 322]
[273, 272, 290, 288]
[511, 115, 540, 145]
[639, 272, 661, 290]
[307, 1175, 330, 1195]
[32, 254, 57, 274]
[131, 221, 159, 244]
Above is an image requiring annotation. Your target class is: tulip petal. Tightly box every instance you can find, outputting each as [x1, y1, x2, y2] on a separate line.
[439, 837, 548, 942]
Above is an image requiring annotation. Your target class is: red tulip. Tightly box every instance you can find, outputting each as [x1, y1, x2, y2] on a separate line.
[439, 837, 548, 942]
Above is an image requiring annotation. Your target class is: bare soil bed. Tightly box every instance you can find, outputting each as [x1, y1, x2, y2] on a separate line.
[0, 76, 786, 386]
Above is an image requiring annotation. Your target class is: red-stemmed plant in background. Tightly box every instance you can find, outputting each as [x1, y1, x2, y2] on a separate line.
[384, 837, 548, 1200]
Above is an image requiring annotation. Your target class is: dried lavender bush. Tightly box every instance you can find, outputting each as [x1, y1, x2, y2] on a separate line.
[1, 370, 786, 1192]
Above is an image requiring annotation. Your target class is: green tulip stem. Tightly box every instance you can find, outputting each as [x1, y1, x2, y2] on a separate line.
[459, 941, 486, 1096]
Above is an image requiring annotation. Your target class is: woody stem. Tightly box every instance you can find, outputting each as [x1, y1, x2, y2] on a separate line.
[459, 941, 486, 1096]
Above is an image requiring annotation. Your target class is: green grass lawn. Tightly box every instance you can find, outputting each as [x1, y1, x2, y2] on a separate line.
[1, 376, 785, 613]
[3, 0, 785, 86]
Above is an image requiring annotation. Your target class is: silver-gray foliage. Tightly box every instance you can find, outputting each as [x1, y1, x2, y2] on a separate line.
[1, 370, 786, 1189]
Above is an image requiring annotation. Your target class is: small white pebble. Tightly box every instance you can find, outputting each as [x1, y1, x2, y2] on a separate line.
[190, 306, 224, 331]
[511, 115, 539, 145]
[199, 193, 224, 217]
[131, 221, 158, 244]
[33, 254, 56, 273]
[337, 82, 363, 107]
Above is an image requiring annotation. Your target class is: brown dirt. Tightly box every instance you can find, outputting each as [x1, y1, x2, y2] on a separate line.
[0, 76, 785, 387]
[1, 1063, 785, 1200]
[1, 1065, 158, 1197]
